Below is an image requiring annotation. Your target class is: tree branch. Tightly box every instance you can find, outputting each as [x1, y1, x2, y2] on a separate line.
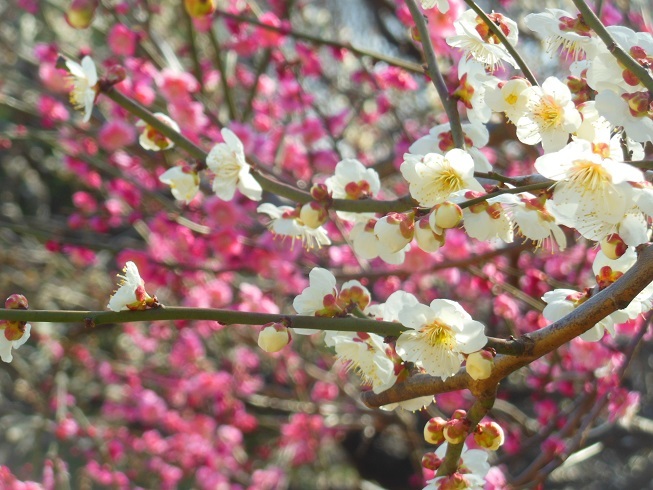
[404, 0, 465, 149]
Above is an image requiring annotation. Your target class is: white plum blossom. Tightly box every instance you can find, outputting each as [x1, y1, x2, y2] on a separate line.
[138, 113, 180, 151]
[524, 9, 595, 60]
[292, 268, 371, 334]
[206, 128, 262, 201]
[595, 89, 653, 144]
[447, 9, 519, 70]
[423, 444, 490, 489]
[396, 299, 487, 379]
[0, 323, 31, 363]
[65, 56, 98, 123]
[349, 219, 407, 265]
[454, 58, 497, 126]
[325, 158, 380, 222]
[574, 102, 612, 145]
[292, 268, 338, 318]
[586, 26, 653, 95]
[593, 248, 653, 323]
[367, 291, 434, 411]
[257, 203, 331, 250]
[484, 77, 531, 123]
[324, 331, 398, 393]
[542, 289, 615, 342]
[401, 149, 484, 207]
[535, 140, 644, 242]
[459, 191, 514, 243]
[410, 122, 491, 172]
[491, 193, 566, 250]
[367, 290, 420, 323]
[516, 77, 582, 152]
[108, 262, 156, 312]
[159, 166, 200, 204]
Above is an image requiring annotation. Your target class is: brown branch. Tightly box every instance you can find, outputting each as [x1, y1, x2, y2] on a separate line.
[363, 243, 653, 408]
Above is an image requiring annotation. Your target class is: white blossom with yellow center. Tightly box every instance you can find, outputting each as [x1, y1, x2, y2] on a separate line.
[516, 77, 581, 152]
[401, 149, 484, 207]
[535, 140, 644, 241]
[396, 299, 487, 380]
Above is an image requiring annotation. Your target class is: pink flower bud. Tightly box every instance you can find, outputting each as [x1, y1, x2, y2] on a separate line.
[421, 451, 441, 471]
[310, 183, 331, 202]
[424, 417, 447, 445]
[439, 473, 468, 490]
[466, 350, 494, 380]
[443, 416, 470, 445]
[474, 421, 505, 451]
[104, 65, 127, 87]
[5, 294, 29, 310]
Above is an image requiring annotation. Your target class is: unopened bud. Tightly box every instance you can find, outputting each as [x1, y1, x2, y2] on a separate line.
[451, 409, 467, 420]
[600, 234, 627, 260]
[439, 473, 468, 490]
[338, 282, 371, 311]
[466, 350, 494, 380]
[421, 451, 441, 471]
[104, 65, 127, 87]
[415, 217, 445, 253]
[184, 0, 216, 18]
[299, 202, 328, 229]
[5, 294, 28, 310]
[443, 415, 470, 445]
[65, 0, 99, 29]
[474, 421, 505, 451]
[374, 212, 414, 253]
[432, 202, 463, 229]
[424, 417, 447, 445]
[258, 322, 291, 353]
[410, 26, 421, 43]
[310, 183, 331, 202]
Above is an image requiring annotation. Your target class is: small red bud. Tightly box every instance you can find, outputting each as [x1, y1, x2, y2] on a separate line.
[5, 294, 28, 310]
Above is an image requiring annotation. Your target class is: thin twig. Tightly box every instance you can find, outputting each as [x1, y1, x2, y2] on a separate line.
[404, 0, 465, 149]
[571, 0, 653, 92]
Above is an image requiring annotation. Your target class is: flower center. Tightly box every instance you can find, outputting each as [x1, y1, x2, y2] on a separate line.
[533, 95, 563, 129]
[568, 160, 611, 191]
[435, 167, 465, 194]
[420, 320, 455, 350]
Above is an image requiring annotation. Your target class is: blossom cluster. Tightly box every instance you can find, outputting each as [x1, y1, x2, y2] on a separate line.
[3, 0, 653, 488]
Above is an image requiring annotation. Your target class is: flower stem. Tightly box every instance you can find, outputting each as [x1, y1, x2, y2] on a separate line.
[571, 0, 653, 93]
[404, 0, 465, 149]
[463, 0, 538, 86]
